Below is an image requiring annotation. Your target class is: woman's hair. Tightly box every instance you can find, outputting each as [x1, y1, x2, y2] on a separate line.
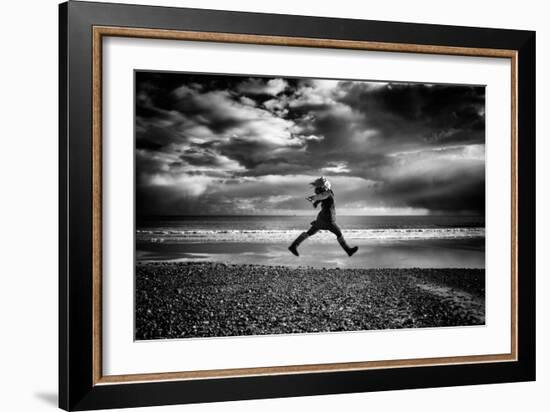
[310, 176, 331, 191]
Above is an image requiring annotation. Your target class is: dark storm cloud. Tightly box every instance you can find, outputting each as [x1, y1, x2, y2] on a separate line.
[373, 162, 485, 213]
[135, 71, 485, 216]
[340, 82, 484, 143]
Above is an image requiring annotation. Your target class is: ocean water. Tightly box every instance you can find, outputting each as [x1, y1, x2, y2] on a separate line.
[136, 215, 485, 269]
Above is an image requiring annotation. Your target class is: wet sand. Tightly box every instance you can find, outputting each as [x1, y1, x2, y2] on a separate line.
[135, 262, 485, 340]
[137, 237, 485, 269]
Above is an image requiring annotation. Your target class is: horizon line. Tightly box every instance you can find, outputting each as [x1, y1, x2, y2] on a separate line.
[137, 213, 485, 218]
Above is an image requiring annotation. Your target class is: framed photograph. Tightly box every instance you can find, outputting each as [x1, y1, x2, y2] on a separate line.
[59, 1, 536, 410]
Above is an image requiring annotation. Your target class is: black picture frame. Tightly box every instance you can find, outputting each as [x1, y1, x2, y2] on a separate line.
[59, 1, 536, 410]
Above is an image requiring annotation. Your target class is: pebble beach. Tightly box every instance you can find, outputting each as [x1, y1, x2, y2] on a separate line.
[135, 262, 485, 340]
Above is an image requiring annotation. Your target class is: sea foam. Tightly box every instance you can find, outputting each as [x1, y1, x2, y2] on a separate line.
[136, 227, 485, 243]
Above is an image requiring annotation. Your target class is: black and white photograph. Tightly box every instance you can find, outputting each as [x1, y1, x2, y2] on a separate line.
[1, 0, 541, 410]
[134, 71, 486, 340]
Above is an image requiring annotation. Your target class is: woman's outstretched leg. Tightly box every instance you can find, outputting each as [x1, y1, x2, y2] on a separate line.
[288, 232, 308, 256]
[288, 226, 318, 256]
[329, 224, 358, 257]
[337, 235, 358, 257]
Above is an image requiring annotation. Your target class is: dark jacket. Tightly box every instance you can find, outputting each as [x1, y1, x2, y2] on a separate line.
[313, 189, 336, 225]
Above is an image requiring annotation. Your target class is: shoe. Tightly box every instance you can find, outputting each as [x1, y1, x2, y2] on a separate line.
[288, 232, 309, 257]
[346, 246, 358, 257]
[337, 236, 358, 257]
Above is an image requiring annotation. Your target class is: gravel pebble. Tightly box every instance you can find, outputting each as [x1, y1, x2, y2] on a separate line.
[135, 262, 485, 340]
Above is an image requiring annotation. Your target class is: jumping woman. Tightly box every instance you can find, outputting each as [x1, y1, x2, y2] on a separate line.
[288, 176, 358, 257]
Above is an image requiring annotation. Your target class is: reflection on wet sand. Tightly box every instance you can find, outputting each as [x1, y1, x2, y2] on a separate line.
[137, 238, 484, 269]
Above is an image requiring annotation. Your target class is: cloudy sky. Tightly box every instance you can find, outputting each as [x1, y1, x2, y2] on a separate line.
[135, 71, 485, 216]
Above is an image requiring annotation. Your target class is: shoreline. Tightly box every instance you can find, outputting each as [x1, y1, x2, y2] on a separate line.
[136, 236, 486, 270]
[136, 262, 485, 340]
[137, 260, 485, 270]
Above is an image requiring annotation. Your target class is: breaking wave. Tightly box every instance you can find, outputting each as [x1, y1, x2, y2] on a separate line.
[136, 227, 485, 243]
